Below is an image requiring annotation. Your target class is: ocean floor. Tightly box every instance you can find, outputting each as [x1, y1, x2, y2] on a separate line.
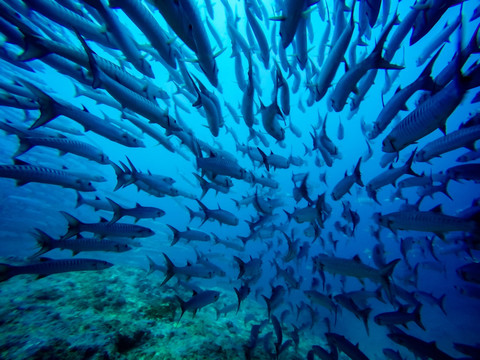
[0, 261, 319, 359]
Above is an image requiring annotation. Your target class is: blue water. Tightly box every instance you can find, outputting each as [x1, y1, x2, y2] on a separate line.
[0, 0, 479, 359]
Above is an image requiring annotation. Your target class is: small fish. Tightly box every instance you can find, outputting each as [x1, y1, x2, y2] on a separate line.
[176, 289, 220, 320]
[106, 198, 165, 224]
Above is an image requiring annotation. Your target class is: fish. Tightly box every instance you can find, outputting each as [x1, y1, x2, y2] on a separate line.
[457, 263, 480, 284]
[331, 158, 363, 201]
[0, 0, 479, 358]
[31, 228, 132, 257]
[106, 198, 165, 224]
[313, 254, 400, 296]
[175, 289, 220, 320]
[109, 0, 177, 69]
[374, 304, 425, 330]
[325, 332, 369, 360]
[61, 211, 155, 239]
[196, 199, 239, 226]
[0, 160, 96, 192]
[388, 329, 456, 360]
[0, 257, 113, 282]
[167, 224, 211, 246]
[375, 205, 479, 239]
[330, 14, 403, 112]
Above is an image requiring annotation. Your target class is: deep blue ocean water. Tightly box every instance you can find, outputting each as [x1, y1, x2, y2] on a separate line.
[0, 0, 479, 359]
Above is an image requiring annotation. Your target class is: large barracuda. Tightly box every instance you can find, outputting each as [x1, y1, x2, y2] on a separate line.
[0, 161, 96, 192]
[109, 0, 177, 69]
[150, 0, 219, 87]
[313, 254, 400, 289]
[0, 257, 113, 282]
[375, 207, 479, 237]
[415, 124, 480, 162]
[276, 0, 319, 49]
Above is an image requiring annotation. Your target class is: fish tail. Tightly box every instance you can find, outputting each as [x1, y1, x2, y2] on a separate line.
[75, 29, 102, 89]
[262, 295, 271, 319]
[257, 147, 270, 171]
[60, 211, 81, 239]
[376, 57, 404, 70]
[106, 198, 123, 224]
[238, 235, 249, 246]
[13, 138, 33, 158]
[109, 161, 129, 190]
[166, 225, 179, 245]
[75, 191, 84, 209]
[234, 287, 241, 313]
[0, 263, 14, 282]
[360, 307, 372, 336]
[353, 157, 363, 186]
[196, 200, 209, 225]
[145, 255, 157, 276]
[193, 173, 209, 199]
[161, 253, 175, 286]
[185, 206, 196, 223]
[380, 258, 401, 302]
[233, 256, 245, 279]
[414, 304, 426, 330]
[18, 32, 48, 61]
[17, 80, 58, 129]
[31, 228, 54, 257]
[175, 295, 186, 321]
[438, 294, 447, 316]
[232, 199, 241, 210]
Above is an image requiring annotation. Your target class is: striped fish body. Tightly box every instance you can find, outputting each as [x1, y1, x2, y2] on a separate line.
[382, 81, 464, 153]
[0, 164, 95, 191]
[0, 258, 113, 282]
[416, 125, 480, 162]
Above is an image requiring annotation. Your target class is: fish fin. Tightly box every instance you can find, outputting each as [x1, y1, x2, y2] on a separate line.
[146, 255, 157, 276]
[16, 80, 59, 129]
[106, 198, 122, 224]
[60, 211, 81, 239]
[175, 295, 186, 321]
[161, 253, 175, 285]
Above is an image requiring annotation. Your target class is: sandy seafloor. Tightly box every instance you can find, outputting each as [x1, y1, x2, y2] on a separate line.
[0, 263, 315, 360]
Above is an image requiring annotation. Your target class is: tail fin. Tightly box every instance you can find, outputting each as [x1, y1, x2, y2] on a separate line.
[192, 173, 209, 199]
[13, 138, 33, 158]
[166, 224, 180, 245]
[60, 211, 81, 239]
[234, 256, 245, 279]
[175, 295, 186, 321]
[380, 259, 401, 303]
[31, 228, 55, 257]
[360, 307, 372, 336]
[146, 255, 157, 276]
[161, 253, 176, 286]
[257, 147, 270, 171]
[234, 287, 241, 313]
[0, 263, 14, 282]
[413, 304, 425, 330]
[196, 200, 210, 225]
[109, 161, 129, 191]
[185, 206, 196, 222]
[106, 198, 123, 224]
[353, 157, 363, 186]
[75, 29, 102, 89]
[16, 80, 58, 129]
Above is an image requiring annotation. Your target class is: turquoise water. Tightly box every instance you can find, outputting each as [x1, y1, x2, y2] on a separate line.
[0, 0, 479, 359]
